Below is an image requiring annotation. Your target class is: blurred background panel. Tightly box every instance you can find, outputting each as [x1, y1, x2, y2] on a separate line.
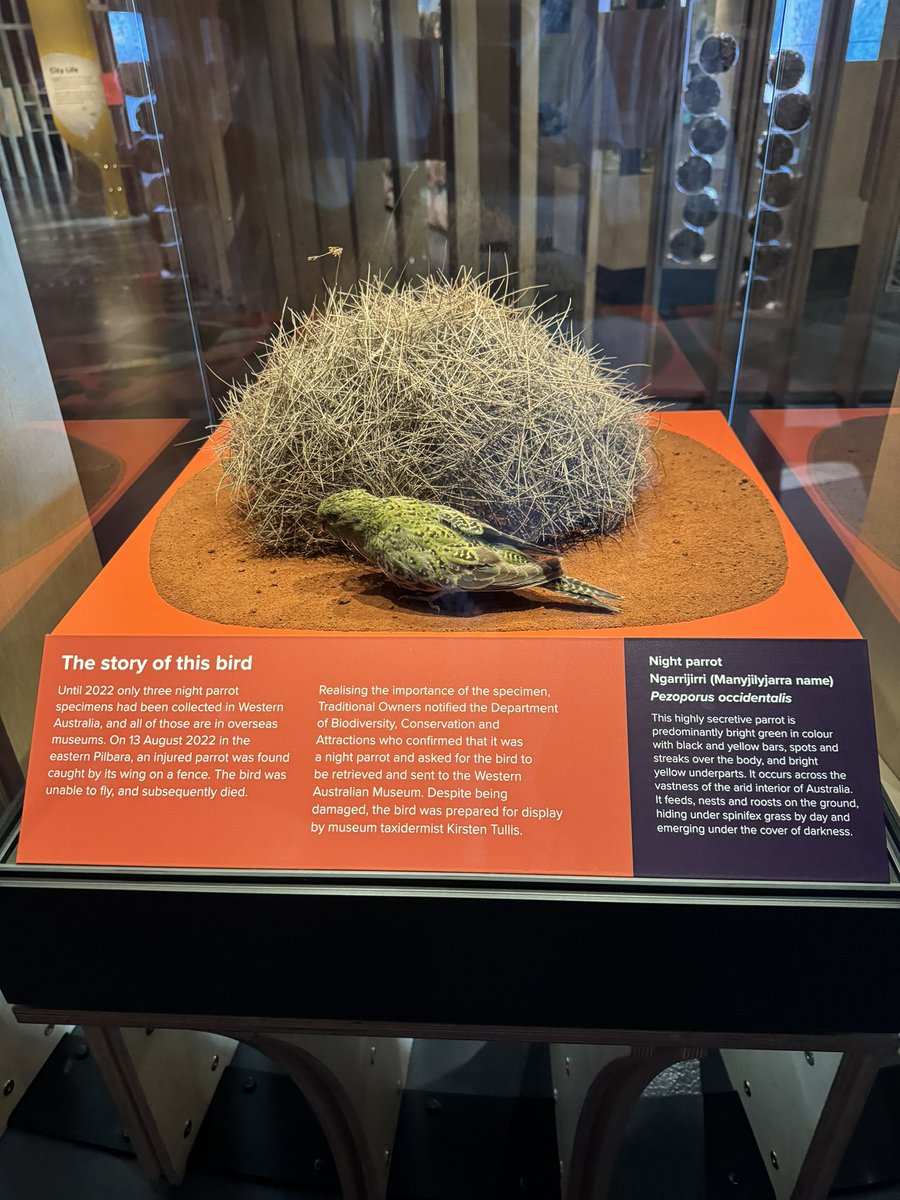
[2, 0, 896, 413]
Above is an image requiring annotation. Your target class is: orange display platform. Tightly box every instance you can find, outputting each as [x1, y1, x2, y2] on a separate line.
[18, 413, 885, 884]
[47, 412, 857, 643]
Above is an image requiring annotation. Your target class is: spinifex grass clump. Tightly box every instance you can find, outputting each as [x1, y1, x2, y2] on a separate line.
[218, 272, 652, 554]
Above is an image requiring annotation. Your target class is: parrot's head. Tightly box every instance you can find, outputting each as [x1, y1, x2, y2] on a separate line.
[317, 489, 379, 546]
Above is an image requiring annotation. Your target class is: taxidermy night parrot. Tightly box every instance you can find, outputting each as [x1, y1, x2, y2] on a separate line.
[317, 489, 621, 612]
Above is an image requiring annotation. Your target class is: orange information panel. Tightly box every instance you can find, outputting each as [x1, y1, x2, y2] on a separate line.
[19, 414, 889, 883]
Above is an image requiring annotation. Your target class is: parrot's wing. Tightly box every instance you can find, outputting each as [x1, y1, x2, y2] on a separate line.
[371, 525, 561, 594]
[371, 544, 445, 591]
[445, 545, 562, 592]
[423, 502, 557, 558]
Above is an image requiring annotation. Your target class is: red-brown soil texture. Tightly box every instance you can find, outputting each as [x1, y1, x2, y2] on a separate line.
[149, 429, 787, 631]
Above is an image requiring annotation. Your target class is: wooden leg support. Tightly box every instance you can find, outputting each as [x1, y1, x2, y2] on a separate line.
[245, 1033, 411, 1200]
[552, 1042, 705, 1200]
[722, 1047, 890, 1200]
[0, 991, 72, 1137]
[84, 1026, 237, 1183]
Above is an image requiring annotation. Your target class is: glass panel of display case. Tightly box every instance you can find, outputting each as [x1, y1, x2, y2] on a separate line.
[0, 1, 212, 843]
[126, 0, 801, 405]
[0, 0, 897, 891]
[723, 0, 900, 408]
[733, 0, 900, 819]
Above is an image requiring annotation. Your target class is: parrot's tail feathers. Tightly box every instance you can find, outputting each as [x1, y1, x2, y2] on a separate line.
[540, 575, 622, 612]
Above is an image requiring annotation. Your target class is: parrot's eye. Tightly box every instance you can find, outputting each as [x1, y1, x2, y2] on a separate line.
[318, 499, 342, 523]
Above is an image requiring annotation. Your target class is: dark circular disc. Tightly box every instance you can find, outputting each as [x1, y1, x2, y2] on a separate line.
[149, 208, 177, 245]
[757, 132, 794, 170]
[750, 209, 784, 241]
[754, 244, 788, 279]
[762, 168, 797, 209]
[133, 98, 158, 138]
[699, 33, 739, 75]
[684, 74, 721, 116]
[768, 49, 806, 91]
[675, 155, 713, 193]
[739, 275, 778, 310]
[774, 91, 811, 132]
[684, 191, 719, 229]
[129, 136, 165, 174]
[670, 228, 705, 263]
[144, 172, 171, 210]
[691, 115, 729, 155]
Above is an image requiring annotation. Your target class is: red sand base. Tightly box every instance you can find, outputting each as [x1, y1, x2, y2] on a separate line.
[149, 428, 788, 632]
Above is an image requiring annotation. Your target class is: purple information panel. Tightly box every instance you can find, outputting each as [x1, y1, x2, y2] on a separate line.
[624, 639, 887, 882]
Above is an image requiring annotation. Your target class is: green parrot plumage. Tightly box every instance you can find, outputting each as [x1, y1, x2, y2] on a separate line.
[317, 489, 621, 612]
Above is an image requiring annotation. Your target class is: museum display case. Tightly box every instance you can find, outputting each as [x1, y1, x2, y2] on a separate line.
[0, 0, 898, 1043]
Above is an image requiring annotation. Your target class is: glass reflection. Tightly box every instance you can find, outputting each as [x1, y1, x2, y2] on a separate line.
[754, 244, 788, 278]
[684, 190, 719, 230]
[739, 274, 777, 309]
[675, 155, 713, 194]
[774, 91, 812, 132]
[757, 132, 794, 170]
[768, 48, 806, 90]
[669, 227, 705, 264]
[751, 209, 784, 241]
[699, 33, 739, 75]
[691, 115, 729, 156]
[762, 168, 797, 209]
[684, 74, 721, 116]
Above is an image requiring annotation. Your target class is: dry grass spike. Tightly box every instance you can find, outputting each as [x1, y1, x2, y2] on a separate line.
[217, 270, 654, 555]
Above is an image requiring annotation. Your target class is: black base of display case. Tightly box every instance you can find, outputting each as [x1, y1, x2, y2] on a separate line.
[2, 865, 900, 1041]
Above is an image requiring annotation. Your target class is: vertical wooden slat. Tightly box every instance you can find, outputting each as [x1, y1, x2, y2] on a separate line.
[581, 3, 609, 336]
[141, 1, 230, 300]
[335, 0, 395, 280]
[229, 1, 297, 303]
[384, 0, 430, 277]
[0, 27, 32, 184]
[261, 0, 326, 308]
[476, 0, 513, 275]
[10, 0, 66, 209]
[59, 125, 73, 174]
[543, 0, 600, 326]
[641, 6, 689, 337]
[582, 151, 604, 336]
[517, 0, 539, 288]
[195, 7, 238, 298]
[193, 6, 239, 296]
[444, 0, 480, 270]
[0, 123, 14, 187]
[0, 22, 42, 192]
[293, 0, 359, 282]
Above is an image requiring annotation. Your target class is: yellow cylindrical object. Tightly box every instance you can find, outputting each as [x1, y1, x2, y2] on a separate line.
[26, 0, 127, 217]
